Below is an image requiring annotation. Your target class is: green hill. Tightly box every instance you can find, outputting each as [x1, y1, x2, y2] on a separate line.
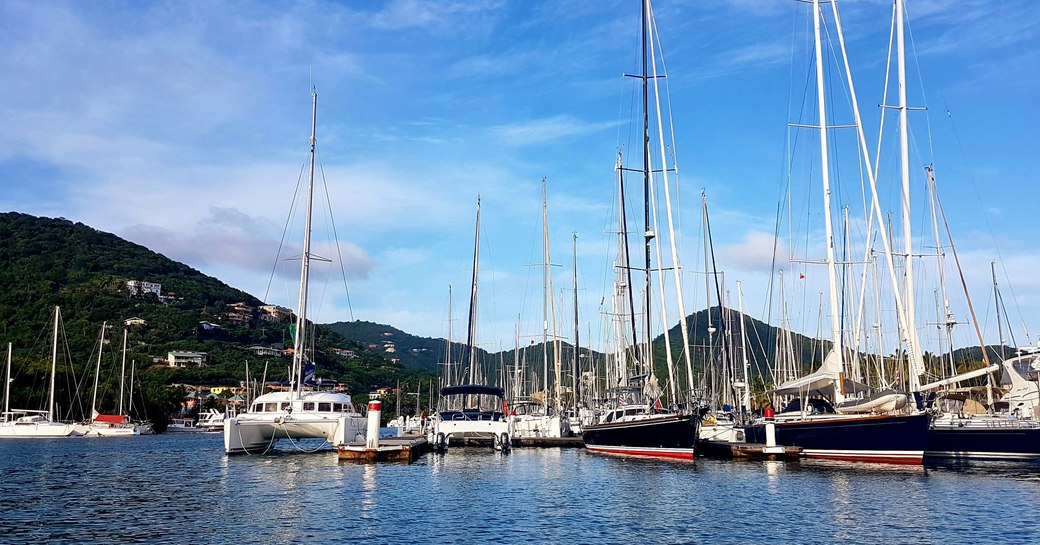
[0, 212, 433, 428]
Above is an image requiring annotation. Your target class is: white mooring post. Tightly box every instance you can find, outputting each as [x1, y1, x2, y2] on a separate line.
[366, 400, 381, 449]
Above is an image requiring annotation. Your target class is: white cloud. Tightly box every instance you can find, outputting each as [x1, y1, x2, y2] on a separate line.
[488, 115, 618, 147]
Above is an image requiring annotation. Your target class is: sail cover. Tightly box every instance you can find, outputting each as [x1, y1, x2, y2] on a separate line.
[772, 349, 868, 397]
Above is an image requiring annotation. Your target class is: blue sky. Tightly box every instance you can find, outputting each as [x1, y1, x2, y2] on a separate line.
[1, 0, 1038, 356]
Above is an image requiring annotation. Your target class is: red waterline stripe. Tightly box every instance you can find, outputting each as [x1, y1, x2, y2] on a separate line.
[586, 446, 695, 461]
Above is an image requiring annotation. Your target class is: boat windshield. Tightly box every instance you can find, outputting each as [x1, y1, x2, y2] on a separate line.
[1007, 355, 1040, 382]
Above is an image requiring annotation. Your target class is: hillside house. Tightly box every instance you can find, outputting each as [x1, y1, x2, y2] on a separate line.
[259, 305, 292, 323]
[126, 280, 162, 297]
[249, 346, 283, 357]
[225, 302, 254, 325]
[168, 351, 208, 368]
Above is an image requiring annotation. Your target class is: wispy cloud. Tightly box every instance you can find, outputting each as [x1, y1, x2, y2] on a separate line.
[488, 115, 617, 147]
[369, 0, 503, 31]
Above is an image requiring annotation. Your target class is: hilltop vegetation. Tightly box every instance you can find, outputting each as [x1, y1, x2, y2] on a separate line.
[0, 212, 434, 427]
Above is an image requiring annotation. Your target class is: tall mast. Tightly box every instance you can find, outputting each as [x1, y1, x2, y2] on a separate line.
[465, 198, 481, 385]
[736, 282, 752, 412]
[49, 306, 59, 422]
[542, 179, 563, 413]
[91, 322, 107, 419]
[542, 179, 550, 412]
[292, 89, 318, 400]
[992, 261, 1004, 407]
[896, 0, 925, 391]
[4, 343, 11, 419]
[812, 0, 845, 402]
[445, 286, 454, 386]
[616, 151, 640, 380]
[118, 328, 127, 415]
[572, 232, 580, 408]
[640, 0, 654, 381]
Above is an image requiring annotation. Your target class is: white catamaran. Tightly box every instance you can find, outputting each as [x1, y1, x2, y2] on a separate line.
[223, 90, 366, 455]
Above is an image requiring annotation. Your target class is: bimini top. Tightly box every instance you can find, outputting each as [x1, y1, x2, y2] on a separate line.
[440, 384, 504, 398]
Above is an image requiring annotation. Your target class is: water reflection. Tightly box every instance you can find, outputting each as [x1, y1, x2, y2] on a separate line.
[2, 435, 1040, 544]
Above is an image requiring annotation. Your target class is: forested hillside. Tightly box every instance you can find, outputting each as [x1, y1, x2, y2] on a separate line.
[0, 213, 434, 427]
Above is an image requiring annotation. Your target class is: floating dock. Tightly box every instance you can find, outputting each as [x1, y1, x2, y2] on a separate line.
[338, 436, 431, 464]
[512, 436, 584, 448]
[698, 440, 802, 461]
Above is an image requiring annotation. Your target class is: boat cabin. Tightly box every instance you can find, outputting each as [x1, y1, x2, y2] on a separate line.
[437, 384, 506, 421]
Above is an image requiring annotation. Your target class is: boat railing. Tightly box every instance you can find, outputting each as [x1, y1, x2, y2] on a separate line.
[441, 410, 504, 422]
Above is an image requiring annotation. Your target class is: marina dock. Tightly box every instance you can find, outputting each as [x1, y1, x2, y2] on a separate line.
[338, 436, 431, 464]
[698, 440, 802, 462]
[512, 436, 584, 448]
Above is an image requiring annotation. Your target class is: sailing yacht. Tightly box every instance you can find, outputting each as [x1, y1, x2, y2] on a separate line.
[427, 199, 512, 451]
[744, 0, 929, 464]
[508, 180, 571, 441]
[223, 90, 366, 455]
[580, 0, 699, 462]
[0, 307, 80, 438]
[816, 0, 1040, 463]
[77, 326, 142, 437]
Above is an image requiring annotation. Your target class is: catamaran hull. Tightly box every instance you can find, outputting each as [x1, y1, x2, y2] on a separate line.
[582, 414, 699, 461]
[926, 416, 1040, 461]
[224, 415, 366, 455]
[744, 413, 928, 465]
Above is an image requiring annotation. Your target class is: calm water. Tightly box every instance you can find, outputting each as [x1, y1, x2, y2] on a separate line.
[1, 433, 1038, 544]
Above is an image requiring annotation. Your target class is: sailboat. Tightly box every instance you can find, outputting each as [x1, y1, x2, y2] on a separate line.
[426, 198, 512, 452]
[743, 0, 928, 465]
[0, 307, 80, 438]
[508, 179, 570, 440]
[580, 0, 699, 462]
[78, 326, 142, 437]
[223, 89, 366, 455]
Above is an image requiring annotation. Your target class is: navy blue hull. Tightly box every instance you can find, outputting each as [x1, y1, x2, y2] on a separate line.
[927, 420, 1040, 461]
[745, 413, 928, 464]
[582, 413, 699, 461]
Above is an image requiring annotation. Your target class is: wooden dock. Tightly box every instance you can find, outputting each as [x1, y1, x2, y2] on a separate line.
[338, 436, 431, 464]
[512, 436, 585, 448]
[698, 440, 802, 462]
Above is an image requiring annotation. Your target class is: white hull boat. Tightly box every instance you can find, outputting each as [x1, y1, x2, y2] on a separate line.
[0, 413, 80, 438]
[223, 90, 368, 455]
[224, 391, 365, 454]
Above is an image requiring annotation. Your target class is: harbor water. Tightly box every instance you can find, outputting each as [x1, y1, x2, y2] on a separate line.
[1, 432, 1038, 544]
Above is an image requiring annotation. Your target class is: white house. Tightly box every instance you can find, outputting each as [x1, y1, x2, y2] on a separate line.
[168, 351, 207, 368]
[126, 280, 162, 297]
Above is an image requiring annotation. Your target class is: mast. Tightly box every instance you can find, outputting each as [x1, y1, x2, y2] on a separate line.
[646, 0, 695, 399]
[812, 0, 845, 403]
[736, 282, 752, 413]
[542, 180, 550, 412]
[465, 198, 481, 385]
[90, 322, 107, 419]
[572, 232, 580, 408]
[4, 343, 11, 419]
[118, 328, 127, 416]
[895, 0, 925, 391]
[926, 165, 955, 378]
[616, 151, 640, 382]
[129, 360, 136, 418]
[291, 89, 319, 400]
[640, 0, 654, 382]
[543, 181, 563, 413]
[990, 261, 1006, 361]
[445, 286, 454, 386]
[49, 306, 59, 422]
